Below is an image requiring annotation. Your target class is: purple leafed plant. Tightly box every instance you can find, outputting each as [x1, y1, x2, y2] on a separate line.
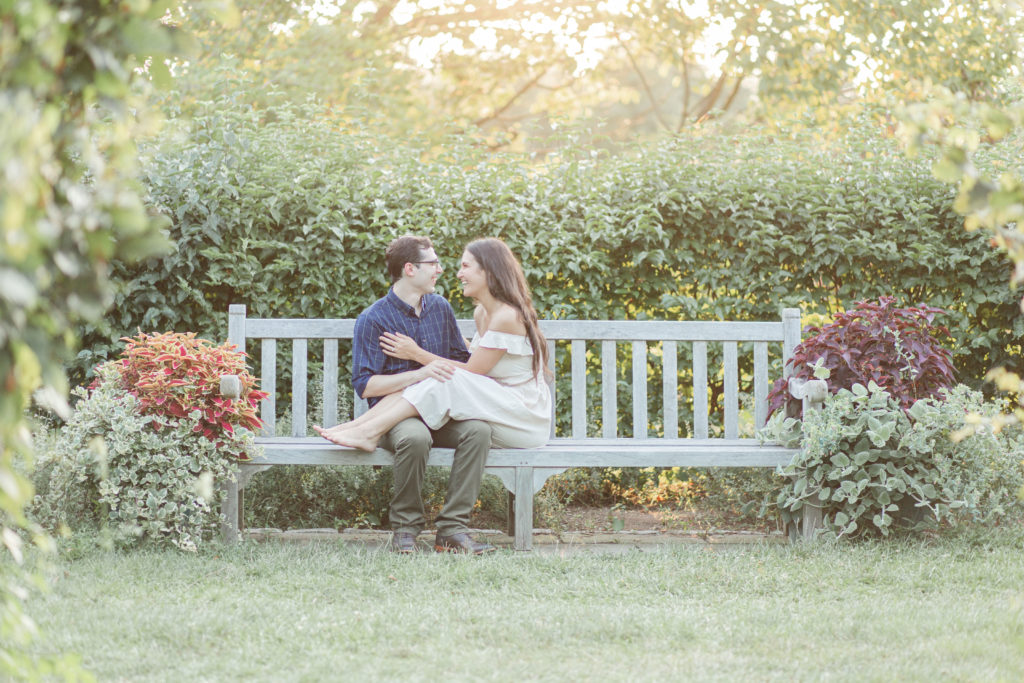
[767, 296, 957, 417]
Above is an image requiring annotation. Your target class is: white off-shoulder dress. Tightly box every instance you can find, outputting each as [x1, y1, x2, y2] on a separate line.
[401, 330, 551, 448]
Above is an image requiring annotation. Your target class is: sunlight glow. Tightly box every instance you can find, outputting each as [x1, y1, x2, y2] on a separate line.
[398, 0, 729, 75]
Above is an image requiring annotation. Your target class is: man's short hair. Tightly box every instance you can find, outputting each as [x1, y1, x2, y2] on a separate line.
[385, 235, 433, 283]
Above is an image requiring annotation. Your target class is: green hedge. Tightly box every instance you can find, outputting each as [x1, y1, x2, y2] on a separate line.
[76, 83, 1022, 405]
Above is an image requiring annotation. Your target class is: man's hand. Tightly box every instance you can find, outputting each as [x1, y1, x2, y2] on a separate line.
[418, 359, 456, 382]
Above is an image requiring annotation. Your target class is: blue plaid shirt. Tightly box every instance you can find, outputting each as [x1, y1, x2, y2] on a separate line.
[352, 289, 469, 407]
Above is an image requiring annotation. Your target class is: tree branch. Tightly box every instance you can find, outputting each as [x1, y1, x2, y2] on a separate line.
[473, 67, 550, 128]
[398, 1, 565, 36]
[691, 69, 728, 122]
[720, 75, 744, 114]
[366, 0, 401, 27]
[691, 36, 748, 123]
[618, 36, 672, 133]
[678, 58, 692, 132]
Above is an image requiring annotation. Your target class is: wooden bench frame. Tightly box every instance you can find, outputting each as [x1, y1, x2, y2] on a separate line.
[221, 305, 826, 550]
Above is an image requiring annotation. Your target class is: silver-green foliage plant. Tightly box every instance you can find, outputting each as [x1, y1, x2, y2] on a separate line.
[763, 383, 1024, 538]
[36, 365, 256, 551]
[902, 385, 1024, 525]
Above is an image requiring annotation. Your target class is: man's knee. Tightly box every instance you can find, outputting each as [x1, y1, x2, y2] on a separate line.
[389, 418, 432, 454]
[455, 420, 492, 449]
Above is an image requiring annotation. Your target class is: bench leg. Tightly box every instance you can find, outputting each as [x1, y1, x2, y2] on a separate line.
[513, 467, 533, 551]
[221, 476, 239, 543]
[506, 490, 516, 539]
[801, 501, 823, 541]
[786, 503, 824, 542]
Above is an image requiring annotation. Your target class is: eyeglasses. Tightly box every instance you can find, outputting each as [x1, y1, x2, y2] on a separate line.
[413, 260, 441, 268]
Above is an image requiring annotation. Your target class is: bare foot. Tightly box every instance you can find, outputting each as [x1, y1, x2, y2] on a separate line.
[314, 425, 378, 452]
[314, 424, 357, 441]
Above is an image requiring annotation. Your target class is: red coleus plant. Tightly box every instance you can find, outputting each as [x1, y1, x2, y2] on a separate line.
[108, 331, 268, 444]
[767, 297, 956, 417]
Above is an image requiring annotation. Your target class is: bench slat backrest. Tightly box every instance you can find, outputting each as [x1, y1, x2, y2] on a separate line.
[228, 305, 801, 441]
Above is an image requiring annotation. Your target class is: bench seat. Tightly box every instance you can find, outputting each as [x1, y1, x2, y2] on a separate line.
[247, 437, 799, 468]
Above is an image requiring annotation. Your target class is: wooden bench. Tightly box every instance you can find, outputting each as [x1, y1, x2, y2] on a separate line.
[220, 304, 826, 550]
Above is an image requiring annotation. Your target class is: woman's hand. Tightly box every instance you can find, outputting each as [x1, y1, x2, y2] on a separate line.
[380, 332, 425, 362]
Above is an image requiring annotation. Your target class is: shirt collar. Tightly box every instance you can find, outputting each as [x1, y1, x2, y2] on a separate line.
[387, 288, 431, 318]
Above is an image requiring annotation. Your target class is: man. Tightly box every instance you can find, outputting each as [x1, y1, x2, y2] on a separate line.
[351, 235, 495, 554]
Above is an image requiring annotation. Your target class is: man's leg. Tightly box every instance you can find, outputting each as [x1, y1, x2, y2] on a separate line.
[380, 417, 433, 541]
[431, 419, 492, 537]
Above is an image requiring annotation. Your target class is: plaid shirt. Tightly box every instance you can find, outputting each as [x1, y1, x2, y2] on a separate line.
[352, 289, 469, 407]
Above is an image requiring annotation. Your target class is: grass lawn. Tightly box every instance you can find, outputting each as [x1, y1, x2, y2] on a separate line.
[23, 530, 1024, 681]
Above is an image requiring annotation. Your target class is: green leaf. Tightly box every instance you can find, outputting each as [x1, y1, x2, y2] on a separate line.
[830, 453, 851, 467]
[793, 476, 808, 496]
[932, 158, 964, 183]
[908, 400, 931, 421]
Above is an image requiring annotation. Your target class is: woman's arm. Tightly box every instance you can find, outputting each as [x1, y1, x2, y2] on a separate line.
[382, 303, 527, 377]
[380, 334, 506, 375]
[380, 332, 507, 376]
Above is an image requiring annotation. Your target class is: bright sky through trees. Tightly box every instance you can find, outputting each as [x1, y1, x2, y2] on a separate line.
[171, 1, 1021, 147]
[362, 0, 732, 74]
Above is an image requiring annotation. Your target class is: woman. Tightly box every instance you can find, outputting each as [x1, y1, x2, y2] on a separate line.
[314, 238, 551, 451]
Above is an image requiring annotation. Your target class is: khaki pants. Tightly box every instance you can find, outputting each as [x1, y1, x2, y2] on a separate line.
[381, 417, 491, 536]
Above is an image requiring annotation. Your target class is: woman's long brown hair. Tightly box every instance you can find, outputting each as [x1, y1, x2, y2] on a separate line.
[466, 238, 549, 379]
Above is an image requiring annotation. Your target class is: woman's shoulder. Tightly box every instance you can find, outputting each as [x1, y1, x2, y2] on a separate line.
[487, 305, 526, 336]
[473, 304, 487, 328]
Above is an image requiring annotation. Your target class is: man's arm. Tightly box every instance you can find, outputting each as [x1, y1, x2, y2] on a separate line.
[353, 310, 455, 400]
[351, 314, 387, 400]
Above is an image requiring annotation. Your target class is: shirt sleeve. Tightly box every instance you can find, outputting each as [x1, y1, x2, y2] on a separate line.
[351, 313, 384, 400]
[443, 302, 470, 363]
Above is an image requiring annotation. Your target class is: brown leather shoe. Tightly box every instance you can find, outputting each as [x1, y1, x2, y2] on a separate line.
[434, 532, 496, 555]
[391, 532, 417, 554]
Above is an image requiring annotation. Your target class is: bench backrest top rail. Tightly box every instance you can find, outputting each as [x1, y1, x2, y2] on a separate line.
[228, 305, 802, 440]
[237, 316, 788, 343]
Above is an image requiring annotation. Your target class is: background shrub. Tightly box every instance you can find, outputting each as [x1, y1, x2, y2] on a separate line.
[763, 383, 1024, 538]
[73, 79, 1022, 403]
[242, 466, 394, 530]
[35, 341, 262, 550]
[767, 297, 957, 416]
[114, 331, 266, 444]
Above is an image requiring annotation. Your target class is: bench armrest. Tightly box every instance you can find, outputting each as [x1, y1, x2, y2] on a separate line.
[220, 374, 242, 399]
[787, 377, 828, 415]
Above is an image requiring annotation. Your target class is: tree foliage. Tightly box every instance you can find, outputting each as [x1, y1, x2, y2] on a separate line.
[164, 0, 1023, 147]
[899, 76, 1024, 433]
[1, 0, 187, 675]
